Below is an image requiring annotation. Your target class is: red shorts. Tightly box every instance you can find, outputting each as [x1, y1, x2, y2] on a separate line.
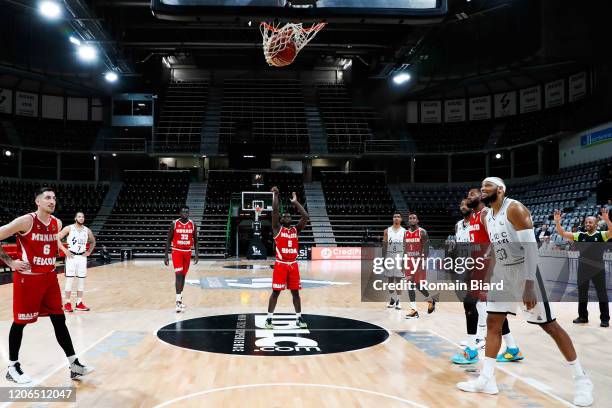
[13, 272, 63, 324]
[467, 259, 491, 301]
[405, 268, 426, 283]
[272, 261, 301, 290]
[171, 249, 192, 276]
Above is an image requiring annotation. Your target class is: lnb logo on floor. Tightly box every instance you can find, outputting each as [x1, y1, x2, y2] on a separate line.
[187, 276, 350, 290]
[251, 314, 320, 354]
[156, 314, 389, 356]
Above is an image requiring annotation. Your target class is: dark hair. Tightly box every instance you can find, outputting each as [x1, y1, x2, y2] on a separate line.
[409, 212, 418, 218]
[74, 211, 84, 217]
[35, 187, 54, 198]
[393, 211, 402, 217]
[180, 206, 190, 211]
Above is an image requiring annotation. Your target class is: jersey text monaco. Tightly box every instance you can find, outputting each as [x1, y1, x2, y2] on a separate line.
[171, 219, 194, 251]
[404, 227, 425, 257]
[16, 213, 59, 273]
[274, 226, 299, 263]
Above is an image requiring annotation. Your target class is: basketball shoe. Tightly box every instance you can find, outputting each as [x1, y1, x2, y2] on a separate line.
[573, 374, 594, 407]
[6, 363, 31, 384]
[265, 318, 274, 329]
[64, 302, 73, 312]
[175, 301, 186, 313]
[496, 347, 524, 362]
[70, 359, 95, 380]
[296, 316, 308, 328]
[406, 309, 419, 319]
[457, 374, 499, 395]
[451, 347, 479, 365]
[386, 299, 396, 308]
[75, 302, 90, 311]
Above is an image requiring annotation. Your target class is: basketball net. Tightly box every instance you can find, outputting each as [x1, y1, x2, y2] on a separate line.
[260, 21, 326, 67]
[254, 206, 263, 222]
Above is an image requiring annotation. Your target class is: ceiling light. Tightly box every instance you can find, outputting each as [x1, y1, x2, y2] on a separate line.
[39, 1, 61, 20]
[78, 45, 97, 62]
[392, 72, 411, 85]
[104, 71, 118, 82]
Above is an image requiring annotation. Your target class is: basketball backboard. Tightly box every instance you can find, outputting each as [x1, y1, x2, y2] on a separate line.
[152, 0, 447, 24]
[241, 191, 274, 212]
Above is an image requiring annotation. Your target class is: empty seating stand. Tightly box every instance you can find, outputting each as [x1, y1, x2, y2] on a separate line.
[154, 80, 208, 153]
[322, 172, 395, 245]
[218, 79, 309, 154]
[0, 178, 108, 237]
[97, 171, 190, 257]
[407, 121, 492, 153]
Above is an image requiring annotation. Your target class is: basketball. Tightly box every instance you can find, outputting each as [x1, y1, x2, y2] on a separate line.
[269, 37, 297, 67]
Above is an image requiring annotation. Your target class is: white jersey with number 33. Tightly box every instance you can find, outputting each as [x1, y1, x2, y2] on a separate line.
[485, 197, 529, 266]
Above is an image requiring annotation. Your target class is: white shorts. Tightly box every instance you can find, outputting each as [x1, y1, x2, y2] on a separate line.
[383, 254, 405, 278]
[487, 262, 556, 324]
[65, 255, 88, 278]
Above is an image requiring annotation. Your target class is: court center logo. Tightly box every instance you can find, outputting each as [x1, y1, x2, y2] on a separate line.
[157, 314, 389, 356]
[187, 276, 350, 290]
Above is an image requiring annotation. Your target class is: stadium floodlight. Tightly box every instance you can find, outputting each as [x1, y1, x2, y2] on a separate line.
[4, 150, 12, 157]
[392, 72, 411, 85]
[39, 1, 62, 20]
[243, 155, 255, 158]
[69, 36, 81, 46]
[495, 153, 502, 159]
[104, 71, 118, 83]
[78, 44, 97, 62]
[112, 153, 117, 157]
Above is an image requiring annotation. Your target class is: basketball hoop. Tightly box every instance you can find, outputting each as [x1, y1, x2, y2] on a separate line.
[260, 21, 326, 67]
[254, 206, 263, 222]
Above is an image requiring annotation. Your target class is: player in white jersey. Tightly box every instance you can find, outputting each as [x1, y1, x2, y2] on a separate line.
[454, 199, 471, 244]
[57, 212, 96, 312]
[457, 177, 594, 407]
[382, 212, 406, 310]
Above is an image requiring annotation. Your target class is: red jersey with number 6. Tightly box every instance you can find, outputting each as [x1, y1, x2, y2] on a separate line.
[274, 226, 298, 263]
[171, 219, 195, 251]
[16, 213, 59, 273]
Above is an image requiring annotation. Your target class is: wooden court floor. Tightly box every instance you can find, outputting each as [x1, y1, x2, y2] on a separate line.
[0, 259, 609, 407]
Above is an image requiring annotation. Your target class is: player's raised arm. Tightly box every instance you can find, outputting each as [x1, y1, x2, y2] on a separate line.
[164, 221, 174, 266]
[57, 225, 73, 259]
[553, 210, 575, 241]
[0, 215, 33, 272]
[507, 201, 537, 310]
[271, 186, 280, 235]
[601, 207, 612, 236]
[192, 222, 199, 264]
[291, 192, 309, 232]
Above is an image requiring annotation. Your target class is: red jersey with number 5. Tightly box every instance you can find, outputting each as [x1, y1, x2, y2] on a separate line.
[274, 226, 298, 263]
[171, 219, 194, 251]
[16, 213, 59, 273]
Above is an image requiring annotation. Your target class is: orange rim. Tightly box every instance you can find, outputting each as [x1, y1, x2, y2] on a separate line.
[260, 21, 326, 33]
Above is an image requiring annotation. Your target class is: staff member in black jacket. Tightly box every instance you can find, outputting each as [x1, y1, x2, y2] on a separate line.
[555, 208, 611, 327]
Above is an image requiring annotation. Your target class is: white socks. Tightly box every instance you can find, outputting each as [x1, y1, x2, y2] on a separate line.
[176, 294, 182, 302]
[76, 298, 82, 304]
[568, 358, 585, 377]
[8, 360, 17, 367]
[296, 313, 301, 318]
[68, 355, 77, 365]
[467, 334, 477, 350]
[482, 356, 496, 378]
[267, 312, 273, 319]
[503, 333, 517, 349]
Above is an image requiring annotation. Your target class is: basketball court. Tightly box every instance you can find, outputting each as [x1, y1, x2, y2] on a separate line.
[0, 258, 609, 407]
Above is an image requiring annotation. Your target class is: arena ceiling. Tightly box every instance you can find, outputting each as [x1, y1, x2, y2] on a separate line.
[0, 0, 605, 96]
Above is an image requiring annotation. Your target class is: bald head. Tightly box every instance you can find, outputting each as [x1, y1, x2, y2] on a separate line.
[584, 216, 598, 233]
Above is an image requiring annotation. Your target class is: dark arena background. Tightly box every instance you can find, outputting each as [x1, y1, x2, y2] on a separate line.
[0, 0, 611, 407]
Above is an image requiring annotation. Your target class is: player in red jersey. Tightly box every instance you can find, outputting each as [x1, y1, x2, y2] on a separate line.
[265, 186, 309, 329]
[404, 213, 436, 319]
[0, 187, 94, 384]
[164, 206, 199, 313]
[451, 188, 523, 364]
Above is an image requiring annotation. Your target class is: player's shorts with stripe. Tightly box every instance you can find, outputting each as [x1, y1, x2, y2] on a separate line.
[171, 249, 192, 276]
[65, 255, 87, 278]
[272, 261, 301, 290]
[486, 262, 556, 324]
[13, 272, 64, 324]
